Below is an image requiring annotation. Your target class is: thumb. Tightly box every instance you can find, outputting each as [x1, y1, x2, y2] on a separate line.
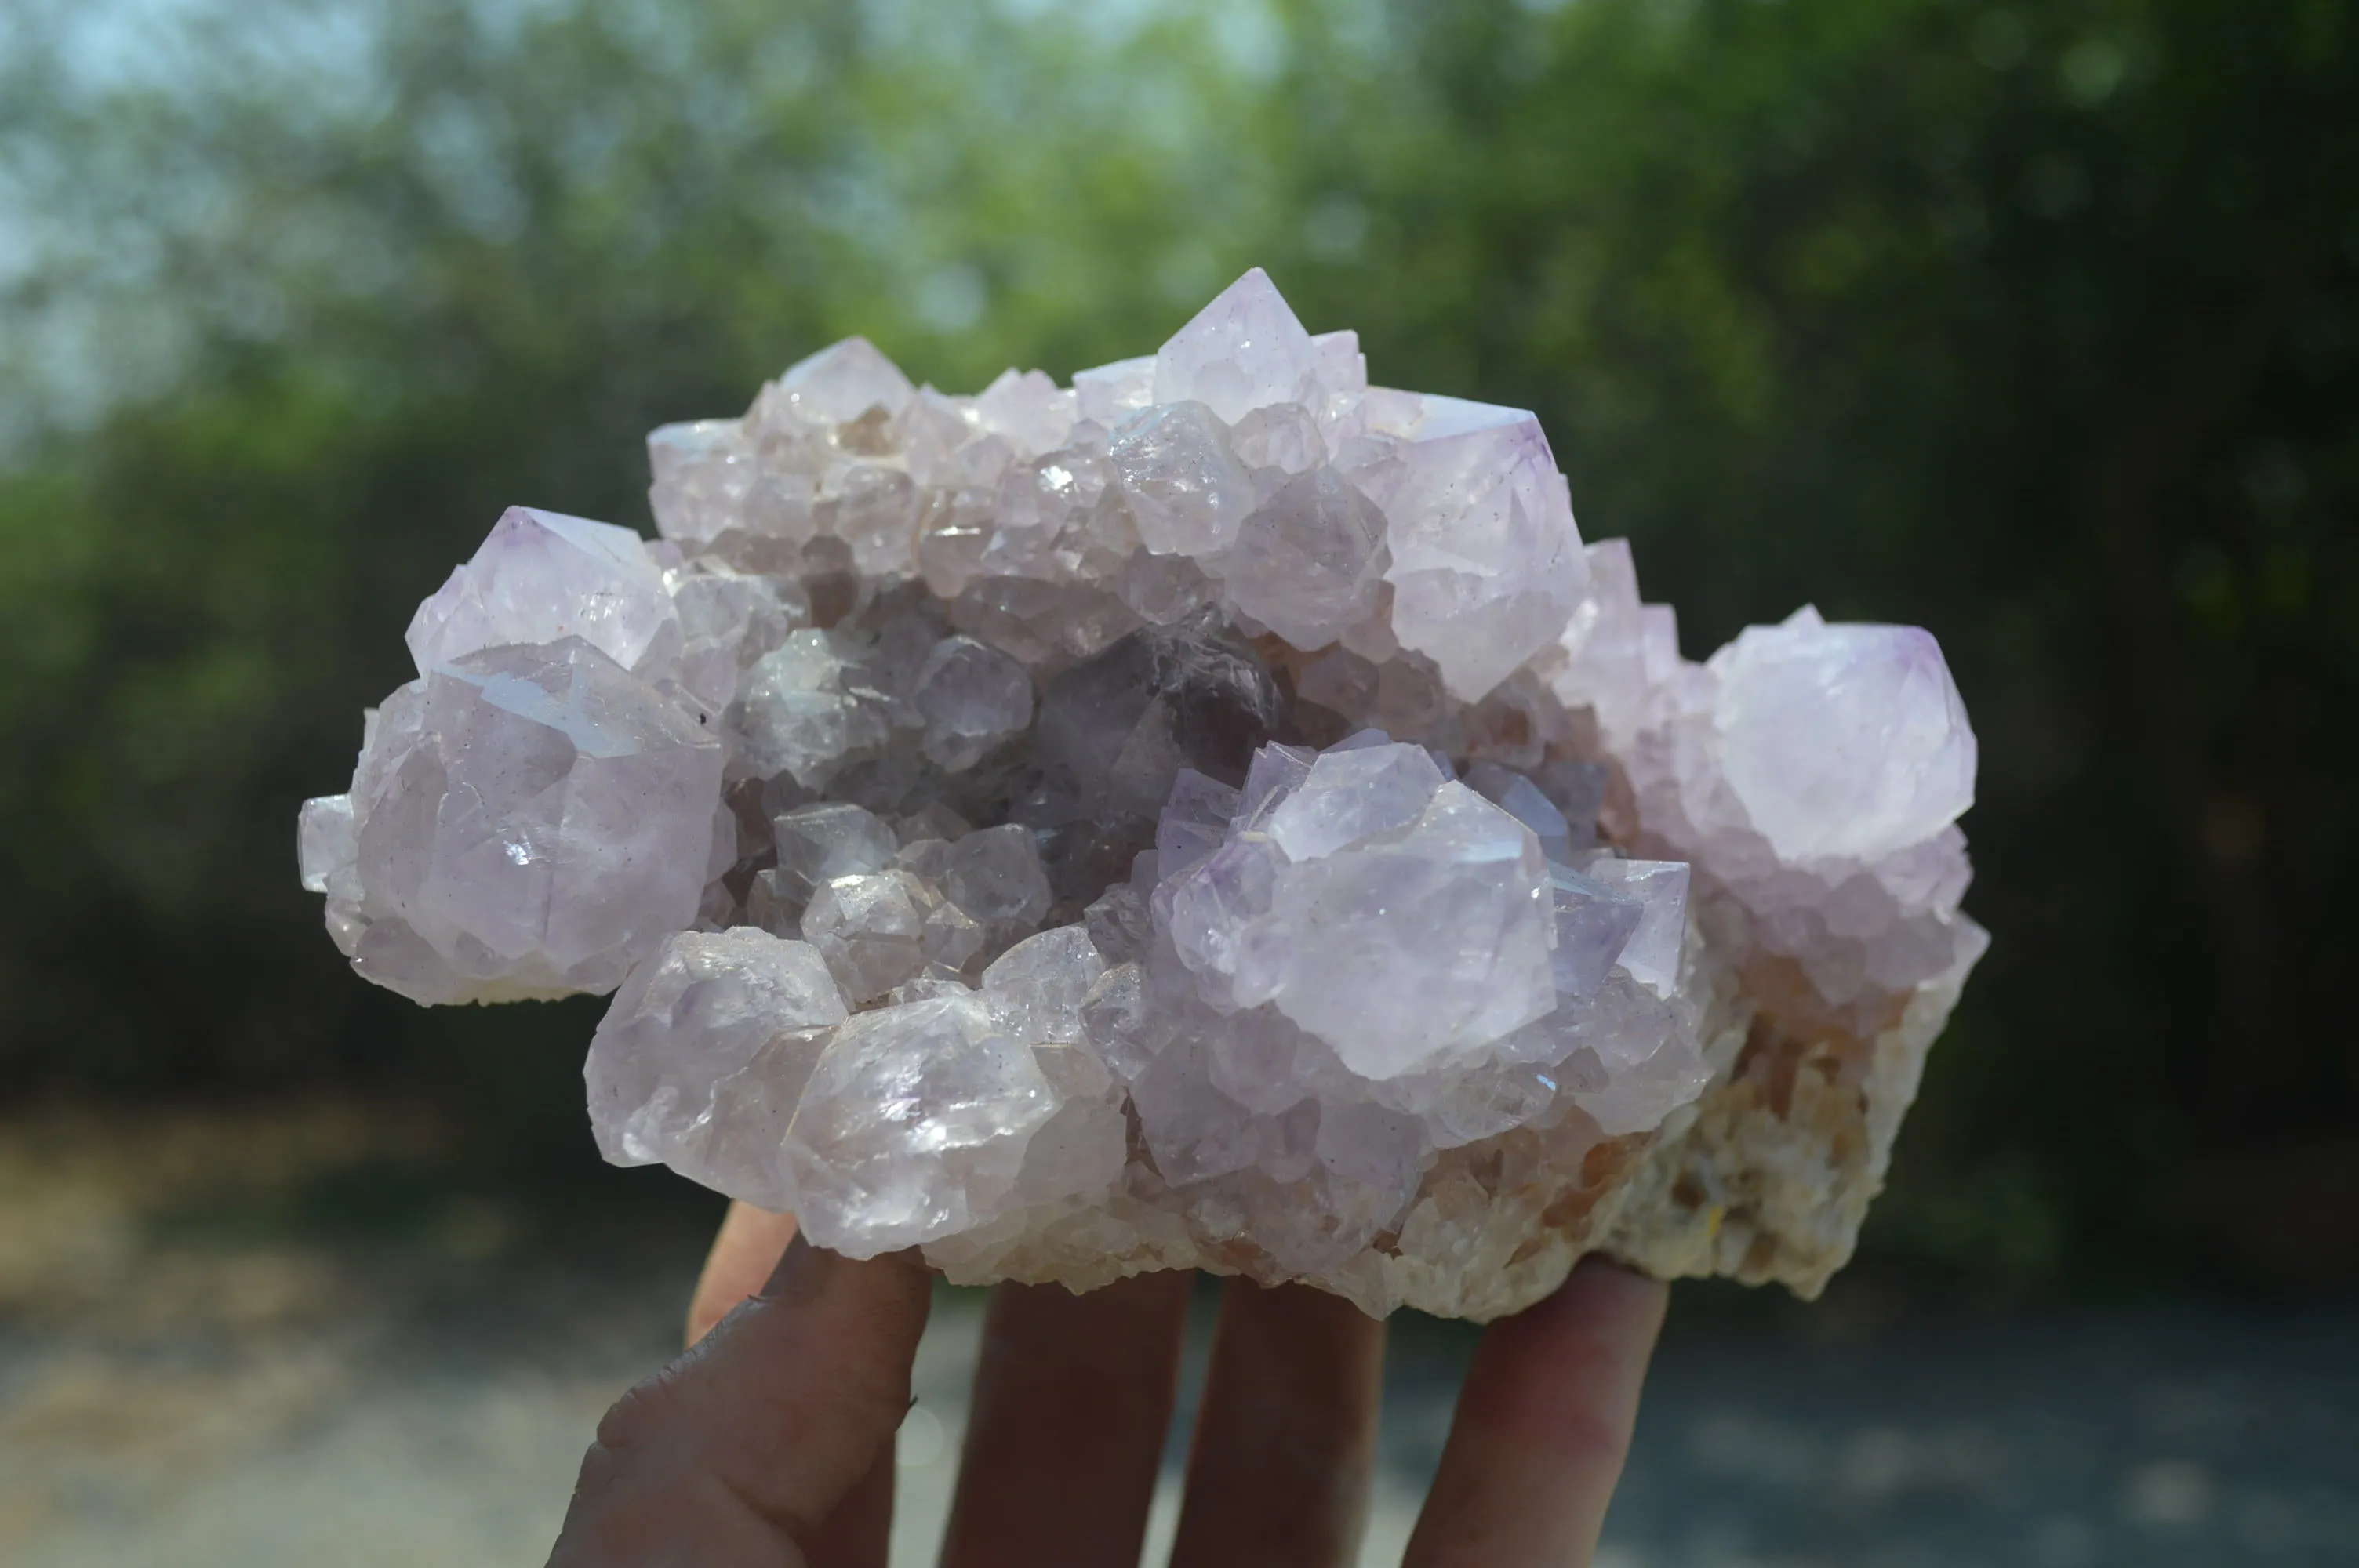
[549, 1236, 933, 1567]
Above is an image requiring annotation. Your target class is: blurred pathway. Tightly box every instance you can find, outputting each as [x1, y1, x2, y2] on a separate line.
[2, 1107, 2353, 1566]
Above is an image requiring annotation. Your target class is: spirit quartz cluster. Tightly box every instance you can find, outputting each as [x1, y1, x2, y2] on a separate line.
[299, 270, 1984, 1318]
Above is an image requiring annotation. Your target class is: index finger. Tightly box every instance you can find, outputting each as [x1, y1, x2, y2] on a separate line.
[687, 1201, 803, 1347]
[548, 1236, 933, 1566]
[1401, 1256, 1667, 1568]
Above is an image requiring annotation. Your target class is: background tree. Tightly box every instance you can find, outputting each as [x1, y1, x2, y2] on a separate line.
[2, 0, 2351, 1285]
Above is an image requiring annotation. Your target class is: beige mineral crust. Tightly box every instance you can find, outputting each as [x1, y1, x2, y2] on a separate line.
[921, 895, 1980, 1319]
[298, 267, 1986, 1319]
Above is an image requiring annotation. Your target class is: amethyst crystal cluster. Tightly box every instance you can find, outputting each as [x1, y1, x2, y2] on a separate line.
[300, 270, 1983, 1317]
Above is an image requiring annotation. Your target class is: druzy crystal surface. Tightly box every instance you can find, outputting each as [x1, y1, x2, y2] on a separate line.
[300, 269, 1986, 1318]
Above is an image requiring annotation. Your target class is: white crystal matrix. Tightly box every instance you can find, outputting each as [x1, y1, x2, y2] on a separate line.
[300, 270, 1985, 1317]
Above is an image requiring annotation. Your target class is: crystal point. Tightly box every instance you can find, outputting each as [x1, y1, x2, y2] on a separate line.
[1108, 401, 1258, 557]
[339, 639, 724, 1004]
[585, 927, 847, 1207]
[1712, 618, 1976, 862]
[786, 994, 1070, 1255]
[770, 336, 916, 427]
[1224, 466, 1389, 648]
[405, 506, 680, 677]
[1151, 267, 1322, 425]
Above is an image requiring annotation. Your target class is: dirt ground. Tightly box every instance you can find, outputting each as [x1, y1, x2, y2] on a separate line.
[2, 1103, 2353, 1567]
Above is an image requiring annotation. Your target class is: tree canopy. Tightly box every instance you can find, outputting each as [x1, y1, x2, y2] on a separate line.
[3, 0, 2353, 1284]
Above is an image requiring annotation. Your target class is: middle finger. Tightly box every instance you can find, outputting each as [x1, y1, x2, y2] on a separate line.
[1167, 1278, 1387, 1568]
[940, 1269, 1194, 1568]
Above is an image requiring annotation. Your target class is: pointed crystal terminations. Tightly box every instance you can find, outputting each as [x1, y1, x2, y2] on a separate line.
[308, 637, 725, 1004]
[585, 927, 849, 1210]
[1150, 267, 1326, 425]
[406, 506, 683, 679]
[1224, 466, 1390, 650]
[1368, 395, 1590, 700]
[302, 265, 1983, 1319]
[1709, 610, 1977, 863]
[784, 993, 1083, 1254]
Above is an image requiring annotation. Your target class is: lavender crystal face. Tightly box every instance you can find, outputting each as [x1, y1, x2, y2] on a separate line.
[306, 637, 725, 1004]
[298, 267, 1985, 1318]
[405, 506, 683, 679]
[586, 927, 849, 1209]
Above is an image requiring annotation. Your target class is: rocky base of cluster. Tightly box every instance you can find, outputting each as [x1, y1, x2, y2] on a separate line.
[300, 268, 1985, 1318]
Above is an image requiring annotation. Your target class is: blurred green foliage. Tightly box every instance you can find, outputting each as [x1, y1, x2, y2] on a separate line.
[2, 0, 2354, 1286]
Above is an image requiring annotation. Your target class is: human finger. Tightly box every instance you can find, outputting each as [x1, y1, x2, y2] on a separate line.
[939, 1271, 1193, 1568]
[1166, 1278, 1387, 1568]
[797, 1445, 896, 1568]
[688, 1201, 802, 1347]
[548, 1236, 932, 1567]
[1401, 1256, 1666, 1568]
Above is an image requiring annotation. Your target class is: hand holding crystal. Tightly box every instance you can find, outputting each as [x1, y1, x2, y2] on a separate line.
[547, 1202, 1666, 1567]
